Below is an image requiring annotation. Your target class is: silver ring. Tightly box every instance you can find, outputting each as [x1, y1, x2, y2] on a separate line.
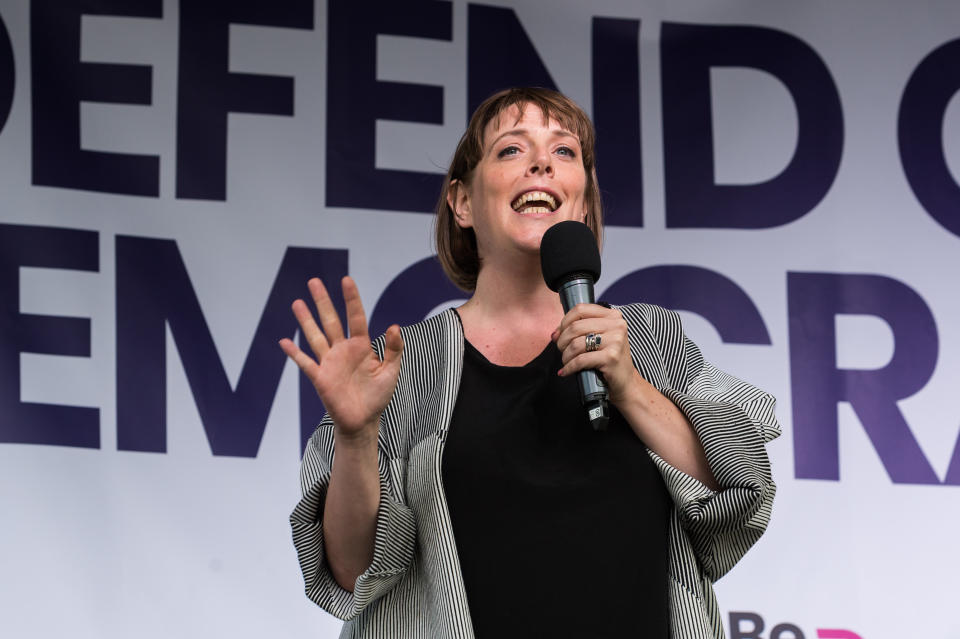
[585, 333, 601, 352]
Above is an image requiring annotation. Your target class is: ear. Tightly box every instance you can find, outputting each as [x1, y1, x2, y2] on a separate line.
[448, 179, 473, 229]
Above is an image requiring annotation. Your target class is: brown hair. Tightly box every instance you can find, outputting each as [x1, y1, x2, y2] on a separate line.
[434, 87, 603, 291]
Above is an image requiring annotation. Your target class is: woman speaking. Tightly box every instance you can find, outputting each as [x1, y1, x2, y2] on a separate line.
[281, 87, 780, 638]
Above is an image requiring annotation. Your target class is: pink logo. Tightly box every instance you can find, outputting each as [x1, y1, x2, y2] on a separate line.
[818, 631, 863, 639]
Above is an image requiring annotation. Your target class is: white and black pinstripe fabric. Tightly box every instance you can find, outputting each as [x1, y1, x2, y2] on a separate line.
[290, 304, 780, 638]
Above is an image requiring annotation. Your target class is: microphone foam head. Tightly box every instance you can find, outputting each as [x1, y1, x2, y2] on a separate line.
[539, 221, 601, 292]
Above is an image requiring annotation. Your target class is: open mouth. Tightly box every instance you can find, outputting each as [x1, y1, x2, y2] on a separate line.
[511, 191, 560, 214]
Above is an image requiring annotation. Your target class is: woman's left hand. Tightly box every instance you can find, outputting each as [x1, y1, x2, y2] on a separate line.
[552, 303, 641, 406]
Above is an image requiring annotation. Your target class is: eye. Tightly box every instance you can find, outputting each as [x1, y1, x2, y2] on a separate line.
[556, 145, 577, 158]
[497, 145, 521, 158]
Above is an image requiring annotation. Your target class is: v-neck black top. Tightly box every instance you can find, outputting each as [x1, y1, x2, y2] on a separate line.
[441, 332, 671, 637]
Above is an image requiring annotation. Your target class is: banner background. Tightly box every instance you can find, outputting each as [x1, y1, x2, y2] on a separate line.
[1, 1, 958, 637]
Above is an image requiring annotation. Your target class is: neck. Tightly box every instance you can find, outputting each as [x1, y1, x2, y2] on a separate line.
[459, 257, 564, 333]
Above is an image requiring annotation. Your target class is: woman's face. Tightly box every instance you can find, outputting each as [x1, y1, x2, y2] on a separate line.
[450, 103, 588, 268]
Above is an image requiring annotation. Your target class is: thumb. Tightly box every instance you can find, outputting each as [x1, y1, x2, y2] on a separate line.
[382, 324, 404, 366]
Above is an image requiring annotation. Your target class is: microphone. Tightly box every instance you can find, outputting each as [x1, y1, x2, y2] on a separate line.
[540, 221, 609, 431]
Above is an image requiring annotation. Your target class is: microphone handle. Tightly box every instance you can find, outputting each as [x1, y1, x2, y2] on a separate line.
[557, 277, 610, 430]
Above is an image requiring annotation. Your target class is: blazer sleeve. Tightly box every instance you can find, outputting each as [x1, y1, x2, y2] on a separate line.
[624, 303, 781, 581]
[288, 341, 418, 620]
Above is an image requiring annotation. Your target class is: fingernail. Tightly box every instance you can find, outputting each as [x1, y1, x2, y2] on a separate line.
[551, 330, 558, 341]
[557, 368, 564, 377]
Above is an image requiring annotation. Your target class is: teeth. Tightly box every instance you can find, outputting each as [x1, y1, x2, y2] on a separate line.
[511, 191, 558, 212]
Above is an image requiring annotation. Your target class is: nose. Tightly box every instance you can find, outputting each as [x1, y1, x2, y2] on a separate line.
[527, 147, 553, 176]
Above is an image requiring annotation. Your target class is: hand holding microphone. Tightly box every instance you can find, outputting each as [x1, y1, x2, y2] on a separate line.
[540, 221, 608, 429]
[541, 221, 639, 431]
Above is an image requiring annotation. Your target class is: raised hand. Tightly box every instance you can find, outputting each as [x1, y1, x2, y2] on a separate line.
[279, 276, 404, 444]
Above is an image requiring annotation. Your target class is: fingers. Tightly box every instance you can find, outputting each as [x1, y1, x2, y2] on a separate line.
[286, 276, 399, 373]
[554, 303, 617, 340]
[291, 298, 331, 360]
[558, 328, 626, 364]
[557, 350, 608, 376]
[278, 337, 321, 379]
[556, 330, 632, 378]
[381, 324, 405, 367]
[309, 278, 345, 342]
[554, 307, 624, 353]
[555, 319, 605, 353]
[558, 302, 613, 323]
[553, 305, 630, 379]
[342, 276, 369, 340]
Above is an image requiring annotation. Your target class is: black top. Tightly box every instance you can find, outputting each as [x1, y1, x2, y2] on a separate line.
[441, 332, 671, 638]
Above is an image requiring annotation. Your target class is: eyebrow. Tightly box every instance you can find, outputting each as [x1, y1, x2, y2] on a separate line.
[489, 128, 579, 149]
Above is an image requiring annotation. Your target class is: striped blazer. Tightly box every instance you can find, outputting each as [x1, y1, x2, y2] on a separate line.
[291, 304, 780, 638]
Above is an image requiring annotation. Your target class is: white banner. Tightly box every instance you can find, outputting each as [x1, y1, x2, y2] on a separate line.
[1, 1, 958, 637]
